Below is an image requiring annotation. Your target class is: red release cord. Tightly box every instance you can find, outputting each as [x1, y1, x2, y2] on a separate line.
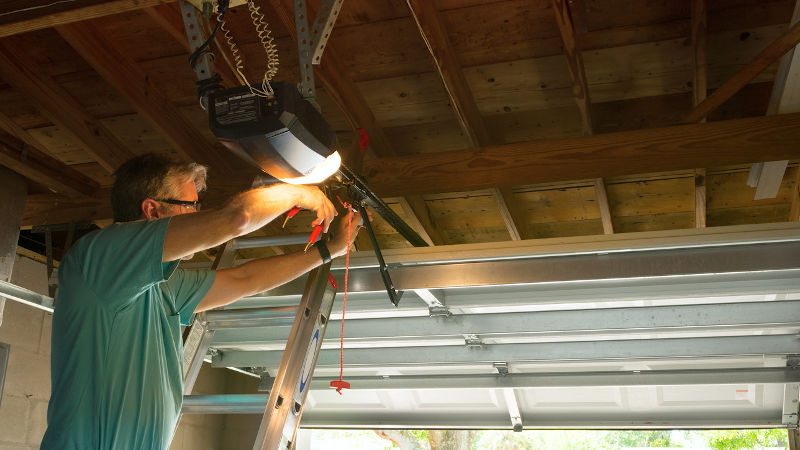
[330, 199, 353, 395]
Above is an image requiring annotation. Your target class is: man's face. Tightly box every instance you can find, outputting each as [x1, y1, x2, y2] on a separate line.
[153, 180, 200, 261]
[157, 180, 200, 218]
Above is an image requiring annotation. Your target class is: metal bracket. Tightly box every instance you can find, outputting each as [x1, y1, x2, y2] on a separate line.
[341, 165, 429, 247]
[355, 201, 403, 306]
[464, 334, 482, 347]
[493, 362, 510, 376]
[294, 0, 315, 98]
[294, 0, 345, 98]
[179, 0, 216, 83]
[309, 0, 344, 65]
[258, 372, 274, 393]
[788, 355, 800, 368]
[502, 388, 524, 432]
[428, 305, 451, 317]
[783, 383, 800, 427]
[182, 315, 215, 395]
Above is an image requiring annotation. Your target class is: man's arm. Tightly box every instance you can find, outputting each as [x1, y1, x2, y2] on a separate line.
[195, 210, 362, 312]
[162, 183, 336, 263]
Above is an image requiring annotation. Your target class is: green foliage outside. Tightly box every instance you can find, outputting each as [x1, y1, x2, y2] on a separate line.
[699, 429, 786, 450]
[310, 428, 790, 449]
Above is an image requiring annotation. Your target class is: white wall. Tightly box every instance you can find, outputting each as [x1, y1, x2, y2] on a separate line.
[0, 256, 51, 449]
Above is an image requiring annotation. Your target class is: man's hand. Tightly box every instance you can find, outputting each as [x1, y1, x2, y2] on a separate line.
[281, 184, 337, 232]
[328, 208, 365, 258]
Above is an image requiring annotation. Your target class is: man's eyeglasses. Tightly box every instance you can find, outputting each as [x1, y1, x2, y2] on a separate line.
[155, 199, 202, 211]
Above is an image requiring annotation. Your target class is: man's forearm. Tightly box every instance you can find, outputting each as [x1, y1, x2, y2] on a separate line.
[196, 247, 326, 311]
[163, 184, 332, 262]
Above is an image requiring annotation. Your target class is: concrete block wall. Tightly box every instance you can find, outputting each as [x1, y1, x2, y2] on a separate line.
[170, 363, 227, 450]
[0, 256, 51, 449]
[221, 370, 262, 449]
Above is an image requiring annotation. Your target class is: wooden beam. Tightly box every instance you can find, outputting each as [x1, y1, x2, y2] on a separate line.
[363, 113, 800, 197]
[691, 0, 708, 109]
[401, 195, 446, 246]
[393, 196, 438, 246]
[692, 0, 708, 228]
[0, 128, 99, 197]
[552, 0, 593, 136]
[491, 188, 522, 240]
[684, 20, 800, 123]
[406, 0, 491, 148]
[695, 168, 707, 228]
[553, 0, 613, 234]
[0, 37, 135, 172]
[566, 0, 589, 36]
[22, 191, 112, 228]
[768, 0, 800, 115]
[790, 168, 800, 221]
[751, 1, 800, 200]
[56, 21, 234, 175]
[594, 178, 614, 234]
[404, 0, 526, 240]
[143, 4, 241, 89]
[0, 0, 172, 38]
[269, 0, 396, 158]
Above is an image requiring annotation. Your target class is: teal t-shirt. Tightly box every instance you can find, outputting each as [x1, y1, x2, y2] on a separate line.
[41, 218, 216, 450]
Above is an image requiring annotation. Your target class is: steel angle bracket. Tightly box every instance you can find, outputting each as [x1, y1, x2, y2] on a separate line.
[253, 263, 337, 450]
[179, 1, 216, 83]
[294, 0, 344, 98]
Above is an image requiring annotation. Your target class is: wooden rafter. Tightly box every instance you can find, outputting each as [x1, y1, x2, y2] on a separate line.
[56, 21, 235, 175]
[684, 20, 800, 123]
[552, 0, 593, 135]
[143, 4, 241, 89]
[692, 0, 707, 228]
[0, 0, 171, 38]
[23, 191, 113, 229]
[791, 168, 800, 222]
[405, 0, 491, 147]
[268, 0, 396, 158]
[0, 127, 98, 197]
[0, 37, 135, 172]
[406, 0, 523, 240]
[363, 113, 800, 197]
[752, 1, 800, 202]
[552, 0, 613, 234]
[394, 196, 441, 246]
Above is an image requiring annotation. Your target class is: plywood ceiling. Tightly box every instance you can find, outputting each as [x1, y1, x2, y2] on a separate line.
[1, 0, 799, 260]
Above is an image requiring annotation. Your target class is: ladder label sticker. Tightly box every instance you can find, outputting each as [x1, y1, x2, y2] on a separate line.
[298, 328, 320, 395]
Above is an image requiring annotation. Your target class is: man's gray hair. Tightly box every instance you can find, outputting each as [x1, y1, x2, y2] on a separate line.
[111, 153, 208, 222]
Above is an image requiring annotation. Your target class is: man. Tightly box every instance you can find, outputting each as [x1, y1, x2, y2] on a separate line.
[41, 153, 362, 449]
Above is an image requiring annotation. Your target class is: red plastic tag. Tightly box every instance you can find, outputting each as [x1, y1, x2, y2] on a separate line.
[357, 127, 369, 152]
[328, 274, 337, 289]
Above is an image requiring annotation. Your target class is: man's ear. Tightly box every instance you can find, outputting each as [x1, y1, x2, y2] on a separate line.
[141, 198, 161, 220]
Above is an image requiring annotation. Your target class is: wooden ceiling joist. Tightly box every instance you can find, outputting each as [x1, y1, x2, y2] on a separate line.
[405, 0, 491, 148]
[406, 0, 523, 241]
[0, 127, 98, 197]
[0, 38, 135, 172]
[684, 19, 800, 123]
[364, 113, 800, 197]
[0, 0, 172, 39]
[750, 1, 800, 201]
[692, 0, 708, 228]
[552, 0, 614, 235]
[143, 4, 241, 90]
[55, 21, 235, 175]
